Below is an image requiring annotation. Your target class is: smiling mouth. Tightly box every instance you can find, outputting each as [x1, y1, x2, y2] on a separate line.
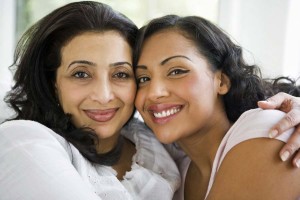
[152, 107, 181, 118]
[84, 108, 118, 122]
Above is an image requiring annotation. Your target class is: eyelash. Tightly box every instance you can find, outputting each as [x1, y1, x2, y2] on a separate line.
[113, 72, 131, 79]
[136, 68, 189, 85]
[168, 68, 190, 76]
[137, 76, 150, 84]
[72, 71, 90, 79]
[71, 70, 132, 80]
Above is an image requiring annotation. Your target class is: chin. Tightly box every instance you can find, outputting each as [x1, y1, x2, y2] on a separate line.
[93, 128, 116, 139]
[94, 133, 114, 139]
[154, 131, 177, 144]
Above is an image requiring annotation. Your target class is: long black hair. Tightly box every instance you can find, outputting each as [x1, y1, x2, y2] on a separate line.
[264, 76, 300, 97]
[5, 1, 138, 165]
[134, 15, 266, 122]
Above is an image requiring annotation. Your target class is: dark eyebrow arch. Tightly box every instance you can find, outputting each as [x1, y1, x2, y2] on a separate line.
[68, 61, 132, 68]
[161, 55, 192, 65]
[135, 65, 147, 70]
[135, 55, 191, 70]
[68, 60, 96, 68]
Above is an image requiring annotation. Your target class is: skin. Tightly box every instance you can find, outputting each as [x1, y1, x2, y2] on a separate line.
[135, 30, 300, 199]
[258, 93, 300, 166]
[135, 30, 230, 144]
[55, 31, 136, 178]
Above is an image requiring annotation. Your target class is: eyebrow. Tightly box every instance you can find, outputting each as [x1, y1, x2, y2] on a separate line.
[110, 62, 133, 68]
[68, 60, 132, 68]
[68, 60, 96, 68]
[161, 55, 192, 65]
[135, 55, 192, 70]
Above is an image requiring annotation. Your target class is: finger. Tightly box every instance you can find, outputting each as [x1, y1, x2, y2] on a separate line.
[269, 111, 300, 137]
[258, 92, 291, 109]
[279, 125, 300, 167]
[257, 100, 275, 109]
[293, 151, 300, 168]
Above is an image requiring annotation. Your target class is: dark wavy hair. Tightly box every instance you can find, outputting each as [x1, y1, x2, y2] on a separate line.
[5, 1, 138, 165]
[134, 15, 267, 122]
[264, 76, 300, 97]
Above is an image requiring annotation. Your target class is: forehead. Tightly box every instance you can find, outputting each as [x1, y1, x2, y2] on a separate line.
[138, 30, 200, 63]
[60, 31, 131, 60]
[63, 31, 126, 49]
[145, 30, 195, 50]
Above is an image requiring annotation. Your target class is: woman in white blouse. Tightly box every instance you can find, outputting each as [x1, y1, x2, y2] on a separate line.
[1, 2, 300, 200]
[0, 2, 180, 199]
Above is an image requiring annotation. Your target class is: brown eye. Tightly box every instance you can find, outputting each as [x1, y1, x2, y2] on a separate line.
[72, 71, 90, 78]
[113, 72, 130, 79]
[168, 69, 190, 76]
[137, 76, 150, 84]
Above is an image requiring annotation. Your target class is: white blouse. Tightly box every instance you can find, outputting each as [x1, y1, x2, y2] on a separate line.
[0, 119, 180, 200]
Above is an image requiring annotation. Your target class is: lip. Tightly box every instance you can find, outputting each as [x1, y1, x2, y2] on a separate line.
[147, 104, 182, 125]
[84, 108, 118, 122]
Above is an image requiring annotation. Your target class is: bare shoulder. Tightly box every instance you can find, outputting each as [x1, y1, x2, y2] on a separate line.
[207, 138, 300, 200]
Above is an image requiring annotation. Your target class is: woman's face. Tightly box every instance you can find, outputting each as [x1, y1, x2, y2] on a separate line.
[56, 31, 136, 140]
[135, 30, 229, 144]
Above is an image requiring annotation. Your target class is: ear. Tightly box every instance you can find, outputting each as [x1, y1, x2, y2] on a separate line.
[216, 71, 230, 95]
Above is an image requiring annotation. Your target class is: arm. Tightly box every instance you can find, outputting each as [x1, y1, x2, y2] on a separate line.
[207, 138, 300, 200]
[0, 120, 101, 200]
[258, 92, 300, 167]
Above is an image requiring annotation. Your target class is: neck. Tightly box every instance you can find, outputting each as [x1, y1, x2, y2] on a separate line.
[113, 138, 136, 180]
[96, 133, 120, 154]
[177, 115, 231, 173]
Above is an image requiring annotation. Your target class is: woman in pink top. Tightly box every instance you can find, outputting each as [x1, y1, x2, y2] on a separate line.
[134, 15, 300, 199]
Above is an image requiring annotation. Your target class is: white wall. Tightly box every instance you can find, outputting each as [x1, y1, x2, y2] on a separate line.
[282, 0, 300, 78]
[0, 0, 15, 121]
[218, 0, 300, 80]
[0, 0, 14, 83]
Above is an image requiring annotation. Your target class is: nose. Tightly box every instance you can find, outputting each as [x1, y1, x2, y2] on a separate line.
[90, 77, 114, 104]
[146, 78, 170, 101]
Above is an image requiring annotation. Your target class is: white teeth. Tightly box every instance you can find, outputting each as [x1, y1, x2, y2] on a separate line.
[153, 107, 180, 118]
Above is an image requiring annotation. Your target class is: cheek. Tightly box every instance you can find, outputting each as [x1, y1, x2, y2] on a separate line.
[184, 73, 215, 100]
[119, 82, 136, 106]
[134, 89, 145, 112]
[187, 76, 218, 124]
[57, 82, 84, 112]
[179, 76, 202, 100]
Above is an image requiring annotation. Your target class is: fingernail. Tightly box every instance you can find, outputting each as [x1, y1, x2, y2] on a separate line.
[280, 151, 290, 161]
[269, 129, 278, 138]
[260, 100, 268, 102]
[295, 159, 300, 168]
